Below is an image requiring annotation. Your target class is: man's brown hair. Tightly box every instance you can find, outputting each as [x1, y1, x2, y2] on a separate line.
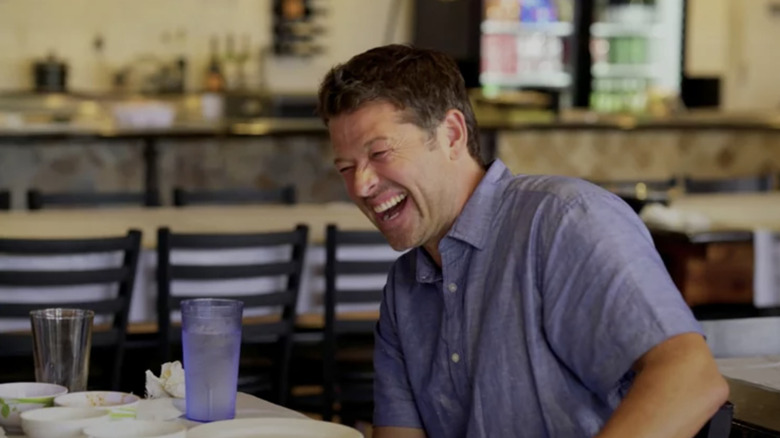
[317, 44, 483, 165]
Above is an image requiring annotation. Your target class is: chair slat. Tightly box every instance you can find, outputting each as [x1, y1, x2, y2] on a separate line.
[336, 260, 394, 276]
[335, 289, 384, 304]
[168, 230, 305, 249]
[0, 267, 130, 287]
[0, 237, 135, 254]
[173, 186, 296, 207]
[27, 190, 152, 210]
[171, 262, 298, 280]
[0, 299, 126, 318]
[685, 174, 774, 194]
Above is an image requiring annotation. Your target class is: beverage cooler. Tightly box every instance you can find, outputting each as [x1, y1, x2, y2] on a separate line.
[479, 0, 685, 114]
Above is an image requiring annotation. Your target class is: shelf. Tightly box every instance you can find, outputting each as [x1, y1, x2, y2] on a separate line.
[591, 22, 663, 38]
[481, 20, 573, 37]
[480, 71, 572, 89]
[592, 63, 661, 78]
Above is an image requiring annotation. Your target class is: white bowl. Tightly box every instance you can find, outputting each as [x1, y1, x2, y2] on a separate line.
[54, 391, 140, 420]
[21, 407, 110, 438]
[84, 420, 187, 438]
[0, 382, 68, 433]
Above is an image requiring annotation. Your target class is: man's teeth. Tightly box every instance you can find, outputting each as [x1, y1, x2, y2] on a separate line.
[373, 194, 406, 213]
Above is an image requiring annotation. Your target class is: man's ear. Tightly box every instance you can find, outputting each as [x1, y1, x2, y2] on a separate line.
[441, 109, 468, 160]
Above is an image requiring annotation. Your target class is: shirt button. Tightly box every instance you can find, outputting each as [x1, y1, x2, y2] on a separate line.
[448, 283, 458, 293]
[451, 353, 460, 363]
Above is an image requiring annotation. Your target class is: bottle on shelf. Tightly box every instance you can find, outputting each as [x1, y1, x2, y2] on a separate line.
[204, 35, 225, 93]
[222, 34, 239, 91]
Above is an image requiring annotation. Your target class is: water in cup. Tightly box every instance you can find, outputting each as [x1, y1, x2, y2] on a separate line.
[181, 299, 243, 422]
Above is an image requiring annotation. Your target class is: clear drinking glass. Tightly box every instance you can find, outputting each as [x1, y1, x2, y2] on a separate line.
[181, 298, 243, 422]
[30, 308, 94, 392]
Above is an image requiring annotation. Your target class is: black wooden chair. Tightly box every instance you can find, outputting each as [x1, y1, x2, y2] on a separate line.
[0, 230, 142, 390]
[172, 186, 297, 207]
[156, 225, 308, 405]
[695, 402, 733, 438]
[0, 190, 10, 210]
[321, 224, 399, 424]
[27, 189, 159, 210]
[684, 174, 774, 194]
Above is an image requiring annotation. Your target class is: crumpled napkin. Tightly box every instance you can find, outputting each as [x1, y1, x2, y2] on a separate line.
[145, 361, 186, 399]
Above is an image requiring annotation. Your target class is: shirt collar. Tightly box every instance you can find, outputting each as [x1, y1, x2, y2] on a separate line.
[414, 159, 512, 283]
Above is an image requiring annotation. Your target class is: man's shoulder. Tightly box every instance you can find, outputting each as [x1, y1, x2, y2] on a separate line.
[501, 174, 611, 211]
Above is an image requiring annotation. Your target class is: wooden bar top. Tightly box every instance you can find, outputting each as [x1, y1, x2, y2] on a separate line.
[0, 203, 374, 247]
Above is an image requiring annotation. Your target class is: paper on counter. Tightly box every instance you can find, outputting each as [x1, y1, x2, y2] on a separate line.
[640, 204, 711, 233]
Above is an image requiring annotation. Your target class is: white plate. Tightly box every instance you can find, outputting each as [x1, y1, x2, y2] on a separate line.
[187, 418, 362, 438]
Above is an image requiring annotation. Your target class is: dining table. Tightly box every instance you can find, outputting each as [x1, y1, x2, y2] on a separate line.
[3, 392, 321, 438]
[717, 355, 780, 437]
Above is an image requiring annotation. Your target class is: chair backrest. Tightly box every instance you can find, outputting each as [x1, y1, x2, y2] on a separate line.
[684, 175, 774, 194]
[0, 190, 9, 211]
[324, 225, 396, 338]
[27, 190, 159, 210]
[172, 186, 297, 207]
[156, 225, 309, 401]
[322, 224, 400, 421]
[0, 230, 142, 390]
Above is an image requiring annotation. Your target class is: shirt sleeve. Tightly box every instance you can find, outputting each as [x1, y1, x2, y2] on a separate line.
[373, 277, 424, 429]
[539, 189, 704, 400]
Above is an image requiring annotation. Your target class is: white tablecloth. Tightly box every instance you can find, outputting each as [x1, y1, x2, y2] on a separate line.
[5, 392, 307, 437]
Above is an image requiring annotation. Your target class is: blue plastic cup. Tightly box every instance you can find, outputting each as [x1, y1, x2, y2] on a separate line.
[181, 298, 244, 422]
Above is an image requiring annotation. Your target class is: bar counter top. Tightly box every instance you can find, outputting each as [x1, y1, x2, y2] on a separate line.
[3, 106, 780, 140]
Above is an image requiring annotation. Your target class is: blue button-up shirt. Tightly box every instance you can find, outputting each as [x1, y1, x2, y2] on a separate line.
[373, 160, 702, 437]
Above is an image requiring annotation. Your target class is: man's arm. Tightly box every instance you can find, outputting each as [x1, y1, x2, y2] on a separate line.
[373, 427, 427, 438]
[596, 333, 729, 438]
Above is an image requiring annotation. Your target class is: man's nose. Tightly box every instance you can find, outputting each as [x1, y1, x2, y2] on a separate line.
[354, 165, 379, 198]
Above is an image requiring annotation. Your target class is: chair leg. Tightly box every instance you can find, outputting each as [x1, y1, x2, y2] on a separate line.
[111, 346, 125, 391]
[276, 338, 294, 406]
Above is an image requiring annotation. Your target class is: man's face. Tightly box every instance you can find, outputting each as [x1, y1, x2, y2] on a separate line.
[329, 101, 456, 251]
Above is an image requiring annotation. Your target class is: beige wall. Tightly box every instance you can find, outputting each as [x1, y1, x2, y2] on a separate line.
[687, 0, 780, 110]
[0, 0, 413, 93]
[686, 0, 729, 77]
